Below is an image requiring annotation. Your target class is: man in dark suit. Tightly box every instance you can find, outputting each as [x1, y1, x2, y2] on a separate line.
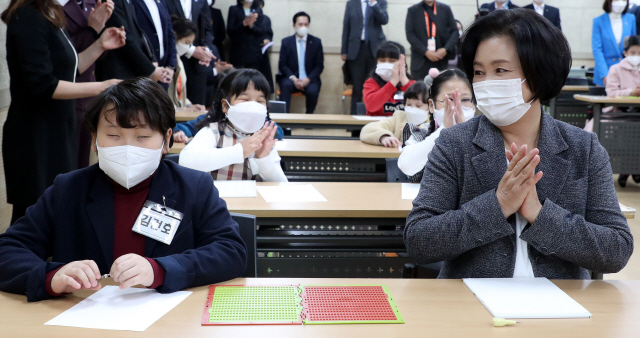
[164, 0, 216, 105]
[96, 0, 165, 82]
[278, 12, 324, 114]
[341, 0, 388, 114]
[405, 0, 458, 80]
[480, 0, 518, 12]
[524, 1, 561, 30]
[133, 0, 177, 89]
[629, 3, 640, 34]
[208, 0, 227, 60]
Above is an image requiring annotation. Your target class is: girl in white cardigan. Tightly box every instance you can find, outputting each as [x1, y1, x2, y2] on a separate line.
[398, 69, 476, 182]
[179, 69, 287, 182]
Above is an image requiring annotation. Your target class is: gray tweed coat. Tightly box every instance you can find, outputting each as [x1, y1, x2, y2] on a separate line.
[404, 112, 633, 279]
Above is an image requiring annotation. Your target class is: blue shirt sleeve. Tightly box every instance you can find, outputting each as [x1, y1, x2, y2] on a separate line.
[173, 114, 207, 138]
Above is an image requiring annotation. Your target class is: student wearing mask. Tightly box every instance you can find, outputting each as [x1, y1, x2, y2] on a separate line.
[405, 9, 632, 279]
[2, 0, 125, 224]
[179, 69, 287, 182]
[405, 0, 459, 79]
[169, 17, 207, 112]
[605, 35, 640, 187]
[480, 0, 518, 11]
[341, 0, 389, 115]
[0, 78, 247, 302]
[593, 0, 637, 86]
[360, 81, 429, 147]
[398, 69, 476, 183]
[363, 42, 416, 116]
[524, 0, 561, 30]
[278, 11, 324, 114]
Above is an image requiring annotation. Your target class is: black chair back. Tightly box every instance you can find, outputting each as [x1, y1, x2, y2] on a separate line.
[589, 86, 606, 96]
[231, 213, 257, 278]
[356, 102, 366, 115]
[386, 158, 409, 183]
[269, 100, 287, 114]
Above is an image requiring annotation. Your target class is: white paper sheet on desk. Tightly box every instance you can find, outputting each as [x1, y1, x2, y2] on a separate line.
[215, 180, 257, 198]
[352, 116, 387, 121]
[45, 286, 192, 331]
[463, 278, 592, 319]
[261, 41, 274, 54]
[257, 184, 327, 203]
[620, 203, 636, 213]
[401, 183, 420, 200]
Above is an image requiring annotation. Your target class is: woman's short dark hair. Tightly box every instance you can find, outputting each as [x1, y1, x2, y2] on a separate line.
[171, 16, 198, 41]
[603, 0, 629, 14]
[376, 41, 405, 60]
[293, 11, 310, 24]
[404, 81, 429, 103]
[624, 35, 640, 51]
[196, 68, 271, 131]
[84, 78, 176, 147]
[460, 8, 572, 102]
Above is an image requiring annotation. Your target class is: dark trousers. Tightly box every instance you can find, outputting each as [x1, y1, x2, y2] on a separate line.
[182, 56, 208, 105]
[348, 41, 376, 115]
[412, 58, 449, 81]
[279, 78, 321, 114]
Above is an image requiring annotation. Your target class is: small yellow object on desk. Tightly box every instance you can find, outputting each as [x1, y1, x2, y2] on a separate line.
[493, 318, 521, 327]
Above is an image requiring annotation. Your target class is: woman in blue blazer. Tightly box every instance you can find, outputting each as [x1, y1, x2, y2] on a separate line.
[592, 0, 637, 86]
[405, 9, 633, 279]
[0, 78, 247, 302]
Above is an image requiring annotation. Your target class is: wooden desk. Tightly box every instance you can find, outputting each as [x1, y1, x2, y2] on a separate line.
[562, 85, 590, 92]
[3, 278, 640, 338]
[175, 110, 204, 122]
[620, 203, 636, 220]
[271, 113, 378, 140]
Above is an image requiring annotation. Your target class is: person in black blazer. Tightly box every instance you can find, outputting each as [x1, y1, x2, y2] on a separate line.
[133, 0, 178, 89]
[226, 1, 268, 72]
[0, 78, 247, 302]
[524, 1, 561, 30]
[164, 0, 216, 105]
[278, 12, 324, 114]
[405, 0, 458, 80]
[96, 0, 165, 82]
[341, 0, 388, 114]
[208, 0, 227, 60]
[480, 0, 519, 11]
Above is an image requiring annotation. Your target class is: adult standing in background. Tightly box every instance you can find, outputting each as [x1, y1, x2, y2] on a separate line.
[2, 0, 125, 223]
[524, 0, 561, 30]
[61, 0, 114, 169]
[405, 0, 458, 80]
[255, 0, 274, 93]
[208, 0, 226, 60]
[480, 0, 518, 12]
[592, 0, 636, 86]
[341, 0, 388, 115]
[165, 0, 216, 105]
[133, 0, 177, 89]
[227, 0, 268, 79]
[278, 11, 324, 114]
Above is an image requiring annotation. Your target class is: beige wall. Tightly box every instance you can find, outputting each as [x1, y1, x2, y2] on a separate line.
[0, 0, 9, 109]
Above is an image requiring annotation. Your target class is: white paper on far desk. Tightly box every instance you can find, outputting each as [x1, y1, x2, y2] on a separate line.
[463, 278, 592, 319]
[401, 183, 420, 200]
[261, 41, 274, 54]
[215, 180, 257, 198]
[352, 116, 387, 121]
[257, 184, 327, 203]
[45, 286, 192, 331]
[620, 203, 636, 213]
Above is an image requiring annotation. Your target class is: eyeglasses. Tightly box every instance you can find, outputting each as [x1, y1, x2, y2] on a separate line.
[434, 98, 475, 108]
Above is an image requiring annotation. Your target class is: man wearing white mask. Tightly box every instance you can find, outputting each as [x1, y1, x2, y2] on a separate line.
[278, 12, 324, 114]
[480, 0, 518, 12]
[524, 0, 561, 30]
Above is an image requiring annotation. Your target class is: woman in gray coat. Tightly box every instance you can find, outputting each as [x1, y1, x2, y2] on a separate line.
[404, 8, 633, 279]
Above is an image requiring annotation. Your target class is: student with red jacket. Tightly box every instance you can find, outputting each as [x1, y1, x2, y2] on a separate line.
[363, 41, 416, 116]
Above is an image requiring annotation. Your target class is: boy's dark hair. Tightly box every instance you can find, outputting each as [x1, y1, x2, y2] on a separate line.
[171, 15, 198, 41]
[624, 35, 640, 52]
[603, 0, 629, 13]
[293, 11, 310, 25]
[84, 77, 176, 148]
[461, 8, 571, 102]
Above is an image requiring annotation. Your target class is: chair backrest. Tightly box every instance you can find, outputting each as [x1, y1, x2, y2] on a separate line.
[230, 213, 257, 278]
[589, 86, 606, 96]
[565, 77, 589, 86]
[356, 102, 366, 115]
[269, 100, 287, 114]
[164, 153, 180, 164]
[386, 158, 409, 183]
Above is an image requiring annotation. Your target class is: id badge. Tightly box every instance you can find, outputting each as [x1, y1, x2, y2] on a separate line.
[427, 38, 436, 52]
[132, 199, 183, 245]
[393, 91, 405, 101]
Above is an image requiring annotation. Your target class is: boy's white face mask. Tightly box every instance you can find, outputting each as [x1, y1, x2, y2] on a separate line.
[97, 141, 164, 189]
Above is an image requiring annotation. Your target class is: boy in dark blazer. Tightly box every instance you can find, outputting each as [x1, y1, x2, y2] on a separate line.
[524, 1, 561, 30]
[278, 12, 324, 114]
[0, 78, 246, 302]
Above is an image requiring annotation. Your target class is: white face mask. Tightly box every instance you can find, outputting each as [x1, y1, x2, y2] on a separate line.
[473, 78, 531, 127]
[375, 63, 395, 82]
[97, 140, 164, 189]
[225, 100, 268, 134]
[627, 55, 640, 67]
[612, 0, 627, 14]
[404, 106, 429, 125]
[431, 104, 476, 128]
[295, 26, 308, 38]
[176, 42, 191, 57]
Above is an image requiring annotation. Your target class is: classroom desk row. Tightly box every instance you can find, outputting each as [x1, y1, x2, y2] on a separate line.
[3, 278, 640, 337]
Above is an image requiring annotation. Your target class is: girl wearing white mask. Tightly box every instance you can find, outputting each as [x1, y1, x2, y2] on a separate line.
[592, 0, 637, 86]
[168, 17, 206, 113]
[360, 81, 430, 147]
[398, 69, 476, 183]
[405, 9, 632, 280]
[363, 41, 416, 116]
[180, 69, 287, 182]
[0, 78, 247, 301]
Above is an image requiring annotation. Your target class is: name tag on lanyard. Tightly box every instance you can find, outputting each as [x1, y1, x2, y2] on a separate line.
[132, 199, 183, 245]
[424, 9, 437, 52]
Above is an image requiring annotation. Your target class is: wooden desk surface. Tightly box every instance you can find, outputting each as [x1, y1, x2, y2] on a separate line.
[223, 182, 412, 218]
[171, 139, 401, 158]
[269, 113, 375, 126]
[574, 94, 640, 104]
[562, 85, 590, 92]
[175, 110, 204, 122]
[3, 278, 640, 338]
